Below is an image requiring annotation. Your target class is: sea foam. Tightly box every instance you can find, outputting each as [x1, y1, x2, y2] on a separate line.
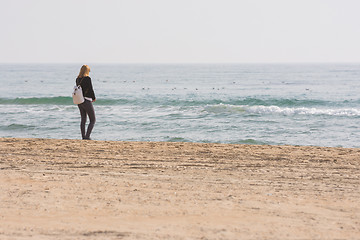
[204, 104, 360, 117]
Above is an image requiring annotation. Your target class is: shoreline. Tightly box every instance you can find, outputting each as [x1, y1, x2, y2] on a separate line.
[1, 137, 359, 239]
[1, 136, 358, 149]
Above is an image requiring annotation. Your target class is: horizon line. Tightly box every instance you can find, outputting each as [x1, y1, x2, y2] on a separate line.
[1, 61, 360, 65]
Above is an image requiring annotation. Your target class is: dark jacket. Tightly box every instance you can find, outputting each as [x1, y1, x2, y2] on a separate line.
[76, 76, 96, 100]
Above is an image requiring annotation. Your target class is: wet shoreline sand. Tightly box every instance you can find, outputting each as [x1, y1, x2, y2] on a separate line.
[1, 138, 359, 239]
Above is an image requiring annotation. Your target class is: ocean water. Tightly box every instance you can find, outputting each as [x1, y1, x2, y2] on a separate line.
[1, 63, 360, 148]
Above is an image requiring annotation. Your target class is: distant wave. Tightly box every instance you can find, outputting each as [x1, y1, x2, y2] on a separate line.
[0, 97, 73, 105]
[0, 96, 353, 107]
[204, 104, 360, 117]
[1, 96, 360, 119]
[0, 97, 131, 105]
[161, 97, 332, 108]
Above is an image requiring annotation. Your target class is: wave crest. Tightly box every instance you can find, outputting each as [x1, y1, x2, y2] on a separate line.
[204, 104, 360, 117]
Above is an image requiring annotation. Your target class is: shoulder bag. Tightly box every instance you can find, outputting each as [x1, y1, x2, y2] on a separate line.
[72, 78, 85, 104]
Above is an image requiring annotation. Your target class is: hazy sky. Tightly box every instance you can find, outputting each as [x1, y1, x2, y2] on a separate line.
[1, 0, 360, 63]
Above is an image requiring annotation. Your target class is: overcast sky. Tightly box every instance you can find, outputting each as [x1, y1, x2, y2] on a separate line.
[1, 0, 360, 63]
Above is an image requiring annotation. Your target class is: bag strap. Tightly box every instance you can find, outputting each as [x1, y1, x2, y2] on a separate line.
[78, 77, 90, 96]
[77, 77, 84, 87]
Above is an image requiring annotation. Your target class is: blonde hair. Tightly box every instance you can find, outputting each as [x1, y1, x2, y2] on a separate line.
[77, 65, 90, 78]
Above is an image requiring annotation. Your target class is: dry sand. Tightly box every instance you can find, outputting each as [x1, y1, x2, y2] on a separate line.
[0, 138, 359, 239]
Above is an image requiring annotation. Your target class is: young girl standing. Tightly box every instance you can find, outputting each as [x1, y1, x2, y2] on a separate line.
[76, 65, 96, 140]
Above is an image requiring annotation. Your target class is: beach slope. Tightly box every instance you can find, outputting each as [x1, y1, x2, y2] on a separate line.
[0, 138, 359, 239]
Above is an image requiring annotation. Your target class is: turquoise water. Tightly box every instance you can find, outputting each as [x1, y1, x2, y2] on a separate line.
[1, 63, 360, 147]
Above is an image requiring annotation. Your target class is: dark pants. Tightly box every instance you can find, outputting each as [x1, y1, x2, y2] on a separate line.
[78, 100, 96, 139]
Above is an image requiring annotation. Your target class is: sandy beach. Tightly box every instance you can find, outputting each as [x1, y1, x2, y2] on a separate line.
[0, 138, 359, 239]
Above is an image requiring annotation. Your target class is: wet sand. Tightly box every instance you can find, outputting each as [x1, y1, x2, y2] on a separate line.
[0, 138, 359, 239]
